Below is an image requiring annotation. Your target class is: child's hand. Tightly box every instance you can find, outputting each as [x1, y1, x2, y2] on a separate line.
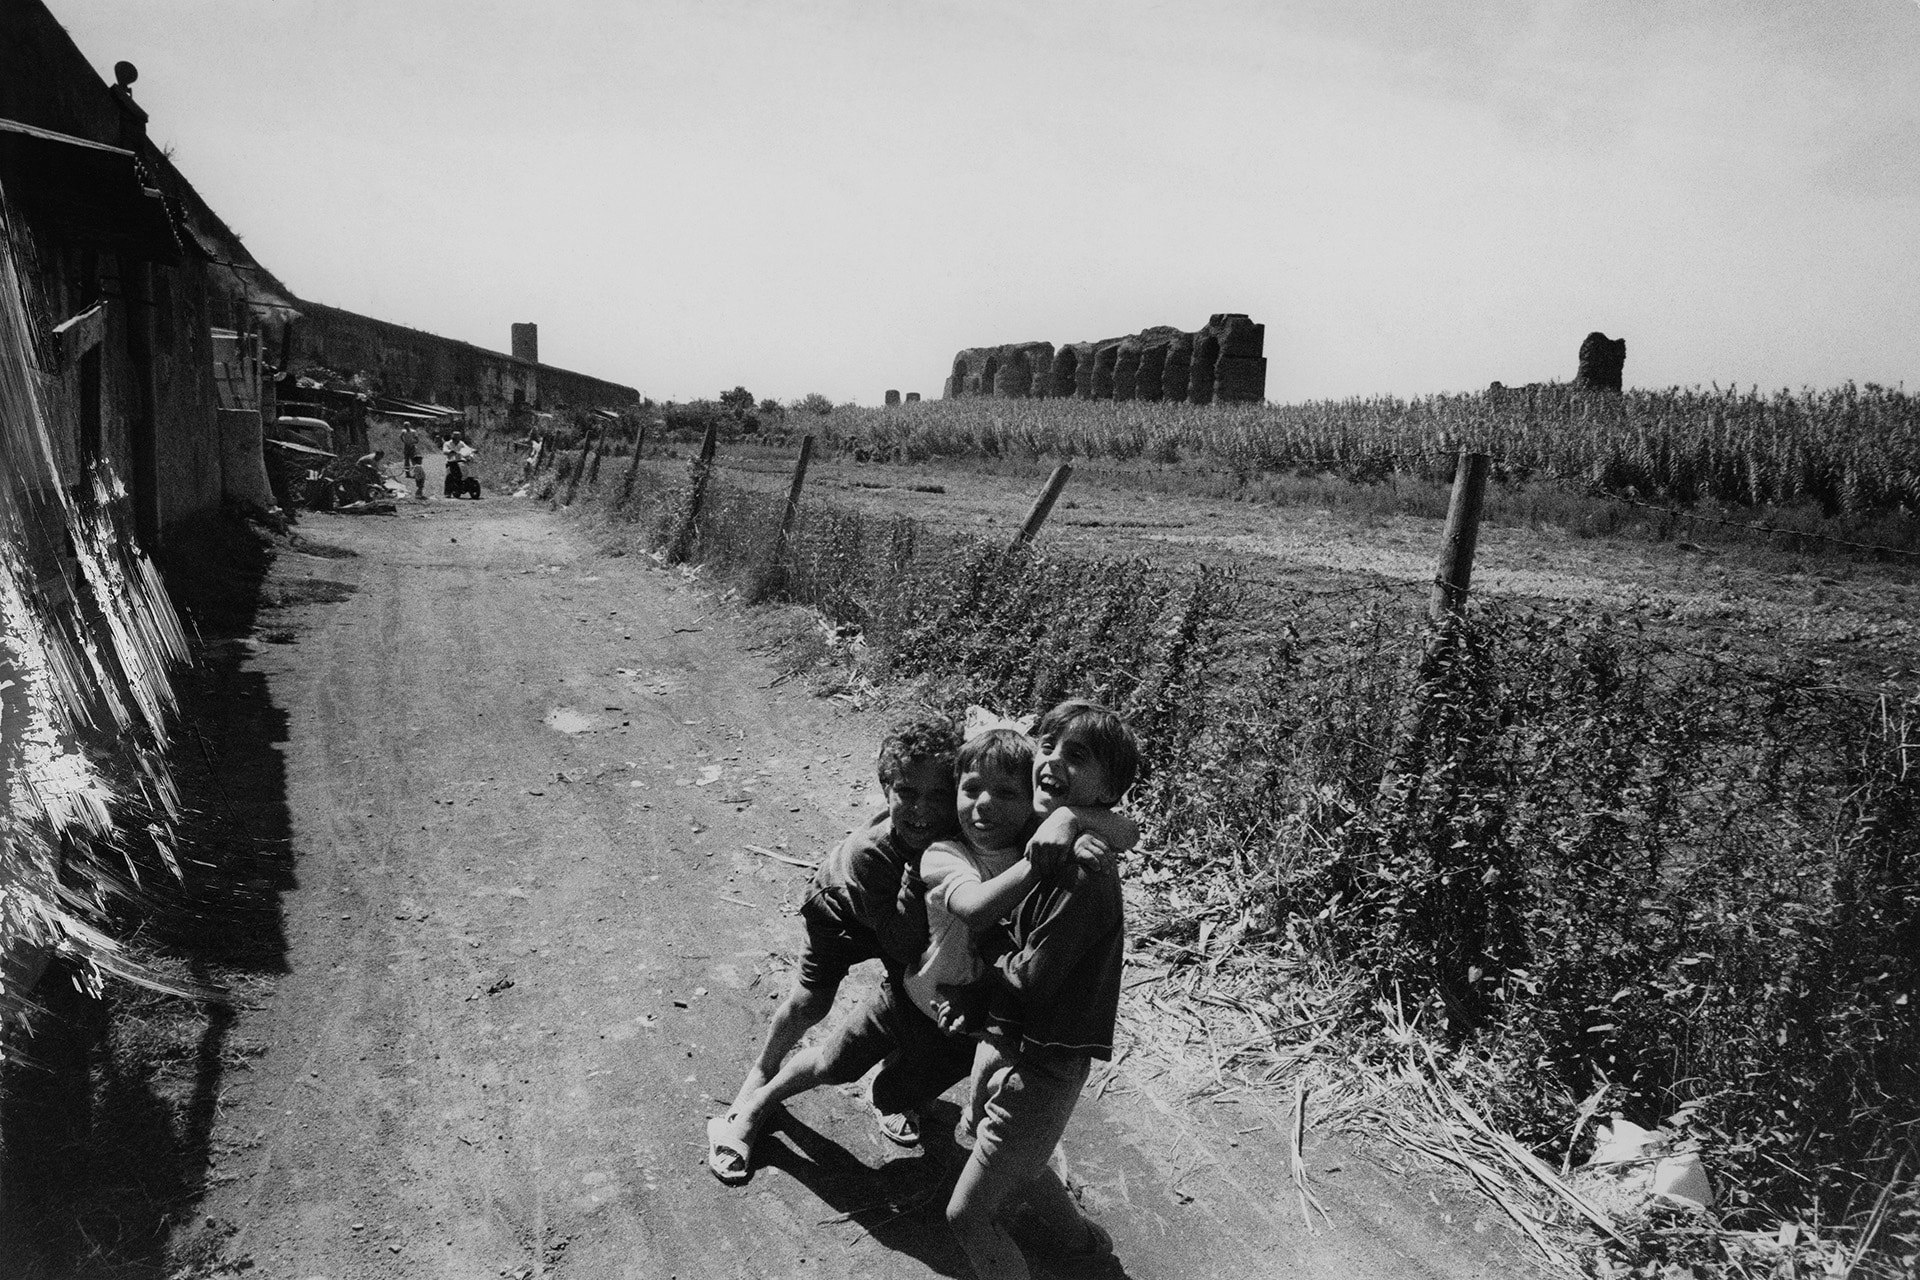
[1073, 832, 1117, 875]
[1025, 807, 1081, 880]
[933, 981, 989, 1036]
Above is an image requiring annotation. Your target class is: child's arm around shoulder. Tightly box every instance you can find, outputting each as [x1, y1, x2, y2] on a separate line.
[930, 843, 1042, 930]
[1026, 804, 1138, 880]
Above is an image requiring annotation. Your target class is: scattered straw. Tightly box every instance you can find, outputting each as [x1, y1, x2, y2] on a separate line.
[1289, 1078, 1331, 1233]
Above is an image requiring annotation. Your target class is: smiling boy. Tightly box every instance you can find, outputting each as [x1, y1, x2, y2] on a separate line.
[706, 707, 965, 1184]
[944, 700, 1140, 1280]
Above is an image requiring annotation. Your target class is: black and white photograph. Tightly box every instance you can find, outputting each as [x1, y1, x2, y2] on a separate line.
[1, 3, 1916, 1277]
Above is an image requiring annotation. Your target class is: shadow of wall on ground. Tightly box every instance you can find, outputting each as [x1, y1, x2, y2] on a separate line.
[0, 509, 345, 1277]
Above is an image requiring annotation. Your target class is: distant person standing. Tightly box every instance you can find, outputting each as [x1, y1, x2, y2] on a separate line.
[398, 424, 420, 468]
[443, 433, 464, 498]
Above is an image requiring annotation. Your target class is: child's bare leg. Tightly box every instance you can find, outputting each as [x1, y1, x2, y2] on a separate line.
[733, 981, 895, 1139]
[725, 980, 835, 1122]
[730, 1038, 838, 1138]
[947, 1154, 1034, 1280]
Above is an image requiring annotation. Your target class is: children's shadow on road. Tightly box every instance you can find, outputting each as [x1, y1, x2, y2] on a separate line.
[755, 1108, 972, 1278]
[755, 1106, 1136, 1280]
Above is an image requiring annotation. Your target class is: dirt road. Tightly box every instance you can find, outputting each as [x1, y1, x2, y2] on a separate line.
[177, 494, 1520, 1278]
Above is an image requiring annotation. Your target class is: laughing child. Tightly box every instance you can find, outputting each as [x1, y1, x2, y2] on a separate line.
[945, 700, 1141, 1280]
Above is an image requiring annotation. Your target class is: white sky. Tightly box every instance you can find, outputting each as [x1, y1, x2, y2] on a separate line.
[48, 0, 1920, 404]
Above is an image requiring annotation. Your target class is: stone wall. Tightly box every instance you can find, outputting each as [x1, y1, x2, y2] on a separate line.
[282, 304, 638, 413]
[945, 314, 1266, 404]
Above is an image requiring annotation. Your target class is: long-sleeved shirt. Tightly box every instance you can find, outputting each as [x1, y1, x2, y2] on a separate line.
[983, 863, 1124, 1060]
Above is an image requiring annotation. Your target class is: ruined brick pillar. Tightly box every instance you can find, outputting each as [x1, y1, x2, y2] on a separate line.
[1161, 333, 1193, 403]
[1208, 314, 1267, 403]
[904, 392, 920, 402]
[1131, 328, 1183, 404]
[1112, 340, 1143, 401]
[885, 389, 901, 406]
[1574, 332, 1625, 392]
[1187, 333, 1219, 404]
[1090, 342, 1121, 400]
[1050, 346, 1080, 398]
[511, 322, 538, 364]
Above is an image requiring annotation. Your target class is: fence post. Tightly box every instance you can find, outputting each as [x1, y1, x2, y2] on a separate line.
[1429, 451, 1490, 621]
[584, 425, 608, 488]
[619, 422, 648, 507]
[1010, 464, 1073, 549]
[1381, 450, 1492, 798]
[762, 434, 815, 594]
[562, 425, 600, 507]
[667, 422, 719, 563]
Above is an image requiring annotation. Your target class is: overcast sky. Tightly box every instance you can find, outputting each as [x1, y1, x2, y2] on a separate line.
[49, 0, 1920, 404]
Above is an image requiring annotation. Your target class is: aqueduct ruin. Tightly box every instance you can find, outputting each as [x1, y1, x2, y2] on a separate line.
[943, 314, 1267, 404]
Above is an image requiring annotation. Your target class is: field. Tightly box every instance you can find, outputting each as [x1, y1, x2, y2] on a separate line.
[527, 387, 1920, 1277]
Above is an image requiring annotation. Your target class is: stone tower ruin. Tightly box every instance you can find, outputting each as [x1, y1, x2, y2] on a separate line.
[1574, 331, 1626, 392]
[511, 322, 539, 365]
[944, 315, 1267, 404]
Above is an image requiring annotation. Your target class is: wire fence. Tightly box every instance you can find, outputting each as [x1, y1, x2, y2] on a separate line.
[572, 449, 1918, 1231]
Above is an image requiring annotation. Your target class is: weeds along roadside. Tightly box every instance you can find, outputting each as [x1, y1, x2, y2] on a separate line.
[556, 456, 1918, 1276]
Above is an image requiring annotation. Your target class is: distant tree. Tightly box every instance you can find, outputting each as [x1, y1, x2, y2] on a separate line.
[758, 398, 784, 416]
[795, 392, 834, 415]
[719, 386, 755, 414]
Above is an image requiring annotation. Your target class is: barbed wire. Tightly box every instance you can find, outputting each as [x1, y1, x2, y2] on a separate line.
[709, 435, 1920, 562]
[640, 448, 1916, 693]
[657, 434, 1920, 558]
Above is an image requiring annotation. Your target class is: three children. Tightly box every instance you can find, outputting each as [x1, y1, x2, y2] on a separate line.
[712, 699, 1140, 1280]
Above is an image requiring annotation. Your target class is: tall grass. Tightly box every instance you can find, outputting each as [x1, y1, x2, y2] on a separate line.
[592, 457, 1919, 1272]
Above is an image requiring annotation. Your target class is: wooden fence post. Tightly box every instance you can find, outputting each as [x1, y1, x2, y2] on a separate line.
[619, 422, 648, 507]
[1429, 451, 1490, 621]
[562, 426, 600, 507]
[584, 425, 608, 488]
[1010, 464, 1073, 549]
[762, 434, 815, 592]
[666, 423, 719, 563]
[1380, 449, 1493, 797]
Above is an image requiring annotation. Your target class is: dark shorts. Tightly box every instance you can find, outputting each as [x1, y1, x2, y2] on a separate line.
[813, 976, 977, 1114]
[796, 886, 884, 991]
[972, 1050, 1091, 1182]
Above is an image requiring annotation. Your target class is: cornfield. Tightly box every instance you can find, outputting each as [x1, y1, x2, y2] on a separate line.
[775, 383, 1920, 528]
